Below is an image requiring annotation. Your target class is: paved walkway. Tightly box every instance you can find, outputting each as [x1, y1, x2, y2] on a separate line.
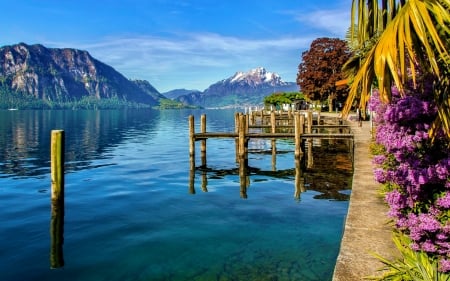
[332, 118, 398, 280]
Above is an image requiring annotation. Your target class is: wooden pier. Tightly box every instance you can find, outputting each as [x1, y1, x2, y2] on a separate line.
[188, 110, 354, 198]
[189, 111, 353, 161]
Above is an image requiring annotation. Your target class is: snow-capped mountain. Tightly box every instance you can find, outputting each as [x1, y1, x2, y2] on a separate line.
[176, 67, 298, 108]
[228, 67, 287, 86]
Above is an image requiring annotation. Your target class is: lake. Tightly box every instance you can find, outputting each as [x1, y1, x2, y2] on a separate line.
[0, 109, 352, 281]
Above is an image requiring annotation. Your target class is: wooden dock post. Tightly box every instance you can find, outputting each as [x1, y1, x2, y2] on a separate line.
[270, 111, 276, 132]
[200, 114, 207, 167]
[51, 130, 65, 203]
[307, 111, 313, 133]
[189, 157, 195, 194]
[189, 115, 195, 158]
[294, 113, 303, 158]
[238, 114, 246, 159]
[50, 129, 65, 269]
[235, 113, 240, 162]
[245, 114, 250, 135]
[270, 111, 276, 168]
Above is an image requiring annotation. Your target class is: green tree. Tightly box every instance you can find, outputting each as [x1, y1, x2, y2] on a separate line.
[297, 37, 352, 112]
[263, 92, 305, 108]
[343, 0, 450, 139]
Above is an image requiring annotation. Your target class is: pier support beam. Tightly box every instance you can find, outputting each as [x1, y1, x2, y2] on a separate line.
[294, 113, 304, 158]
[189, 115, 195, 158]
[238, 114, 246, 159]
[50, 129, 65, 269]
[200, 114, 206, 167]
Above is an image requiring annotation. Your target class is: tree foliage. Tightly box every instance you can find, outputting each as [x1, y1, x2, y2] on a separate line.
[297, 37, 352, 103]
[263, 92, 305, 107]
[343, 0, 450, 139]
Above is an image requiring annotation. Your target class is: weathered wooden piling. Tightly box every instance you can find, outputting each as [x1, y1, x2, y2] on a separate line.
[200, 114, 207, 167]
[238, 114, 246, 159]
[51, 130, 65, 203]
[270, 111, 277, 170]
[294, 113, 303, 158]
[270, 111, 276, 132]
[50, 129, 65, 269]
[235, 113, 240, 161]
[189, 115, 195, 157]
[189, 157, 195, 194]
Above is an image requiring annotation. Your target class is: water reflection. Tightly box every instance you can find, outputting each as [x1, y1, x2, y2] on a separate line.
[50, 198, 64, 268]
[189, 139, 352, 201]
[0, 109, 159, 178]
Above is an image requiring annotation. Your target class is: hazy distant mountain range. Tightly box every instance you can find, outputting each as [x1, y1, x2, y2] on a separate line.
[0, 43, 298, 108]
[167, 67, 298, 108]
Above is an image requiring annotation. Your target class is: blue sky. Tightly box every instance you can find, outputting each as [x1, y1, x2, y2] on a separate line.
[1, 0, 351, 93]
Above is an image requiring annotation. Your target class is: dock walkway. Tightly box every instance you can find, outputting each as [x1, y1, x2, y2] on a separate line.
[333, 115, 398, 280]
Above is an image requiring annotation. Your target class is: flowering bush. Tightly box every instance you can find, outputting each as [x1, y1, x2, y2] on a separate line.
[370, 83, 450, 271]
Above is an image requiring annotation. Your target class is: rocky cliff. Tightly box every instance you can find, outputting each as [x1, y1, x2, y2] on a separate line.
[0, 43, 159, 106]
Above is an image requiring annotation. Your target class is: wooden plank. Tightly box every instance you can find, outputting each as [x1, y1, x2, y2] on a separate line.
[194, 132, 353, 140]
[248, 125, 350, 129]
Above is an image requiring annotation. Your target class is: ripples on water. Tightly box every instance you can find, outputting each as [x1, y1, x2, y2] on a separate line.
[0, 109, 352, 281]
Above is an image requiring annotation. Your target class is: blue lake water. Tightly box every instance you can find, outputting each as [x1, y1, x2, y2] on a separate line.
[0, 109, 352, 281]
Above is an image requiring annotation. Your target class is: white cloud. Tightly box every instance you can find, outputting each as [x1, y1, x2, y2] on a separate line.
[293, 9, 350, 38]
[47, 33, 313, 92]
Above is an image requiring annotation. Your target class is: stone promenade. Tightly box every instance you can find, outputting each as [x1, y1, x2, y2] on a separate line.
[332, 117, 398, 280]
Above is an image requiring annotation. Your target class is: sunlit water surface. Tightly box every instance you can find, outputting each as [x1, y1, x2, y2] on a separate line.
[0, 109, 352, 281]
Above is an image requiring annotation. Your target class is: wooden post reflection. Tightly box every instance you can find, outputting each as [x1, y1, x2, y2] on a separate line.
[294, 157, 306, 201]
[201, 170, 208, 192]
[189, 157, 195, 194]
[50, 200, 64, 268]
[50, 130, 64, 269]
[239, 157, 248, 199]
[271, 144, 277, 171]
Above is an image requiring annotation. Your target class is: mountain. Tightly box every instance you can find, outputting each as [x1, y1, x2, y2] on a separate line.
[0, 43, 159, 107]
[175, 67, 298, 108]
[132, 79, 166, 101]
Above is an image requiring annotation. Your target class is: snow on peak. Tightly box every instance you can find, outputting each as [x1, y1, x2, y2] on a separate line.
[228, 67, 284, 85]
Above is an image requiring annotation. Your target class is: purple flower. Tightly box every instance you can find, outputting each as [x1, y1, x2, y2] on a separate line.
[440, 259, 450, 272]
[373, 155, 386, 165]
[370, 82, 450, 265]
[437, 192, 450, 208]
[418, 213, 441, 232]
[421, 239, 437, 253]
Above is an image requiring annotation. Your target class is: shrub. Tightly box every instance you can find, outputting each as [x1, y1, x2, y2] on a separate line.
[370, 83, 450, 271]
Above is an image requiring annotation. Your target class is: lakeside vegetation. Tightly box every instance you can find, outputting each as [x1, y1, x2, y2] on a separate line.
[0, 87, 192, 110]
[337, 0, 450, 279]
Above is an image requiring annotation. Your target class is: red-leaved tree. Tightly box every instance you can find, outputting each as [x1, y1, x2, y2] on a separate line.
[297, 37, 352, 111]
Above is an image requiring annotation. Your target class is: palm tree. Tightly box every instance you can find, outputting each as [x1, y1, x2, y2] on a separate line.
[343, 0, 450, 140]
